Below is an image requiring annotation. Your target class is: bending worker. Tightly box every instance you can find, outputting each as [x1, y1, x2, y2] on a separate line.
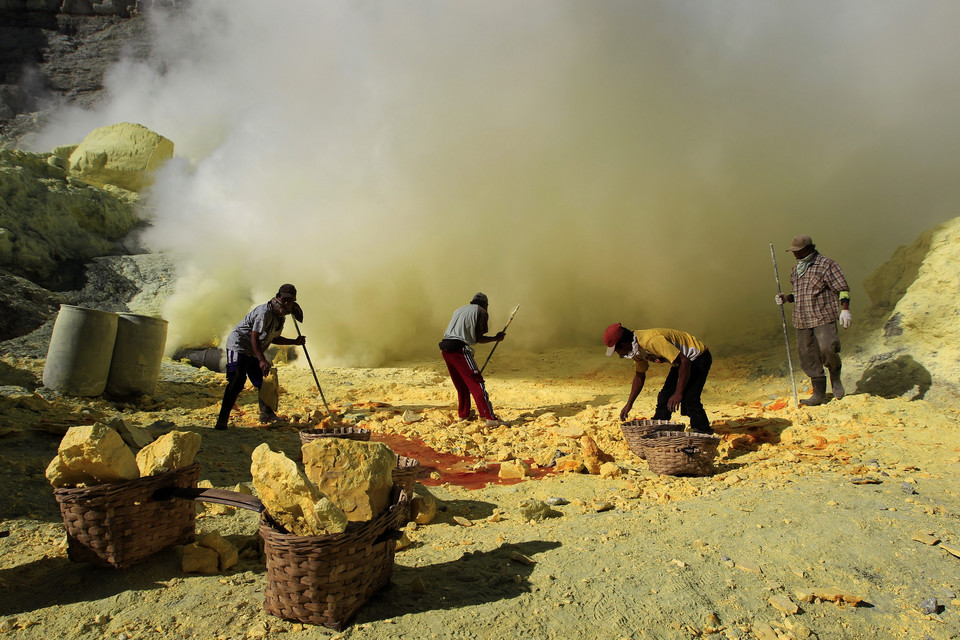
[776, 234, 851, 406]
[604, 324, 713, 433]
[215, 284, 305, 429]
[438, 292, 505, 427]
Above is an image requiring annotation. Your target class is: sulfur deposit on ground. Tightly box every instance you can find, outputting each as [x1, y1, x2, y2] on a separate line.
[0, 341, 959, 640]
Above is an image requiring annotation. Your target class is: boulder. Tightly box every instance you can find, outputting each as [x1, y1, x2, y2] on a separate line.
[302, 438, 396, 522]
[106, 415, 153, 450]
[68, 122, 174, 192]
[498, 459, 530, 479]
[581, 435, 611, 474]
[45, 423, 139, 488]
[136, 430, 201, 476]
[250, 443, 347, 536]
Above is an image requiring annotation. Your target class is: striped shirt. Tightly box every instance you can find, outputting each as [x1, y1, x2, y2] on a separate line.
[789, 253, 849, 329]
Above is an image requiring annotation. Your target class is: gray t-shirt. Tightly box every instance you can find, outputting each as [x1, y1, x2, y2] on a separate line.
[442, 304, 488, 347]
[225, 302, 285, 356]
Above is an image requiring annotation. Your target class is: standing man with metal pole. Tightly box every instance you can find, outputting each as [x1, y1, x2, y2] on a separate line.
[438, 292, 506, 427]
[770, 243, 800, 408]
[775, 234, 852, 406]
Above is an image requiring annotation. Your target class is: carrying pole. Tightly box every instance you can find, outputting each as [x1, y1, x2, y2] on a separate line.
[293, 318, 332, 418]
[770, 243, 800, 408]
[480, 305, 519, 375]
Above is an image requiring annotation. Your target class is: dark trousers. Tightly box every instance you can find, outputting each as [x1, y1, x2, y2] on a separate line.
[440, 347, 496, 420]
[652, 350, 712, 431]
[796, 322, 841, 378]
[217, 351, 271, 425]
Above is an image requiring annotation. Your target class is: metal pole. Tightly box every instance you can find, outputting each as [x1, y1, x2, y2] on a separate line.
[293, 318, 332, 417]
[770, 243, 800, 408]
[480, 305, 519, 375]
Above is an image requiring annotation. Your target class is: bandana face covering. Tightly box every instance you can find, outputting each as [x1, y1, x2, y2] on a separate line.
[796, 250, 818, 278]
[621, 335, 641, 360]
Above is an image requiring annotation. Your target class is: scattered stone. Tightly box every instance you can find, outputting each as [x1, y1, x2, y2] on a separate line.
[401, 410, 422, 424]
[499, 459, 530, 479]
[555, 458, 585, 473]
[250, 443, 347, 536]
[940, 542, 960, 558]
[912, 531, 941, 545]
[851, 477, 881, 485]
[736, 560, 762, 574]
[769, 595, 799, 615]
[545, 497, 569, 506]
[811, 588, 864, 606]
[509, 551, 535, 565]
[453, 516, 472, 527]
[182, 542, 219, 574]
[136, 430, 201, 476]
[751, 622, 779, 640]
[411, 484, 438, 525]
[920, 597, 940, 615]
[394, 532, 412, 551]
[599, 462, 621, 478]
[593, 501, 614, 513]
[581, 435, 611, 474]
[795, 590, 815, 604]
[45, 423, 140, 488]
[302, 438, 396, 522]
[518, 499, 555, 522]
[198, 531, 238, 571]
[901, 482, 917, 495]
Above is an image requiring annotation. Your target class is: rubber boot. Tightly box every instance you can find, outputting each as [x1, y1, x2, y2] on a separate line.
[828, 366, 845, 400]
[800, 377, 827, 406]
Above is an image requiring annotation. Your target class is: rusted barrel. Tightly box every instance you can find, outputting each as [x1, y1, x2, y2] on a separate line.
[42, 305, 118, 396]
[105, 313, 168, 397]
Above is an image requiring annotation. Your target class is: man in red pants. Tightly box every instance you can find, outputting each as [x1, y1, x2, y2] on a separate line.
[438, 292, 506, 427]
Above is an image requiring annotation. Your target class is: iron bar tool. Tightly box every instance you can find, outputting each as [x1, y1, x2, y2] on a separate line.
[293, 318, 332, 418]
[480, 305, 519, 375]
[770, 243, 800, 408]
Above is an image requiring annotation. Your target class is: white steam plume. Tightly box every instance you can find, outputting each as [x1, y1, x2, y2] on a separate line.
[31, 0, 960, 363]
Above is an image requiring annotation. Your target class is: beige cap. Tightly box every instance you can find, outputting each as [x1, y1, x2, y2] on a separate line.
[786, 234, 813, 252]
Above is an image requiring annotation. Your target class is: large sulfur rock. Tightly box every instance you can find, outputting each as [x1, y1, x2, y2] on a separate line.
[136, 430, 201, 476]
[182, 542, 220, 574]
[250, 443, 347, 536]
[45, 423, 139, 488]
[302, 438, 397, 522]
[68, 122, 174, 192]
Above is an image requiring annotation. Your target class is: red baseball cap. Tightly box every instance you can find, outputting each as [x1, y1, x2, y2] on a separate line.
[603, 323, 625, 356]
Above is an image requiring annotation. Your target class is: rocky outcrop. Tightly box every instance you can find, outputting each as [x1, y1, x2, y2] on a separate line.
[68, 122, 173, 191]
[0, 148, 139, 288]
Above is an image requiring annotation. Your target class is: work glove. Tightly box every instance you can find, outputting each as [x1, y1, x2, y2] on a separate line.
[839, 309, 852, 329]
[292, 302, 303, 322]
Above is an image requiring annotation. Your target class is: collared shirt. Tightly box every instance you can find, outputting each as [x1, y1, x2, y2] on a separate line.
[225, 302, 285, 356]
[789, 253, 849, 329]
[629, 328, 707, 373]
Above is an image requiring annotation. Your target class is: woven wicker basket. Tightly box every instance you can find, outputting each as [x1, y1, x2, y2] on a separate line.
[53, 462, 201, 569]
[621, 419, 685, 459]
[261, 487, 410, 629]
[392, 456, 420, 494]
[643, 431, 721, 476]
[299, 426, 372, 445]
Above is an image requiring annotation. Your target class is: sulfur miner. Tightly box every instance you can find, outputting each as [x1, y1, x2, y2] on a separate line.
[215, 283, 306, 429]
[775, 234, 851, 406]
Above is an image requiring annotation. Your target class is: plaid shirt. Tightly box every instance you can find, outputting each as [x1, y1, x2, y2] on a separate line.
[790, 253, 849, 329]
